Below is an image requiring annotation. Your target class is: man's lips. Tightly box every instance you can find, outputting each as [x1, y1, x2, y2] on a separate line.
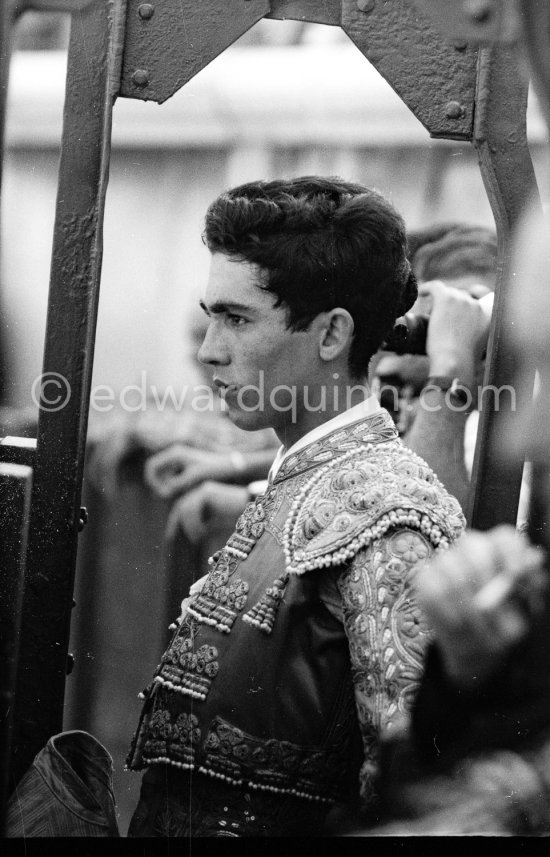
[213, 379, 238, 396]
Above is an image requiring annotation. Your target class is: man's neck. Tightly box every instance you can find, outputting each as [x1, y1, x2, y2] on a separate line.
[273, 375, 370, 449]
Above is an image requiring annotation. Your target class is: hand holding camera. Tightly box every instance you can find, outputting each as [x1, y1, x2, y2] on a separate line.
[383, 281, 494, 389]
[422, 281, 494, 386]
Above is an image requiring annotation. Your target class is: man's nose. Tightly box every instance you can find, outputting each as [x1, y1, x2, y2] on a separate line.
[197, 321, 228, 366]
[468, 284, 493, 300]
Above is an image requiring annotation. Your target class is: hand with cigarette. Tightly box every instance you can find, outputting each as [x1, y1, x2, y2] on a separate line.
[414, 525, 547, 690]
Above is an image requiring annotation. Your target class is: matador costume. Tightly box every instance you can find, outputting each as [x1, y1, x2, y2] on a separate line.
[127, 398, 465, 837]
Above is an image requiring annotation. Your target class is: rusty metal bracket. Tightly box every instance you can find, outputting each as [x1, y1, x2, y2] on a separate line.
[341, 0, 478, 140]
[120, 0, 270, 104]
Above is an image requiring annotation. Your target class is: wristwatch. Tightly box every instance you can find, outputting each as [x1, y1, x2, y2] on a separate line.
[425, 375, 471, 408]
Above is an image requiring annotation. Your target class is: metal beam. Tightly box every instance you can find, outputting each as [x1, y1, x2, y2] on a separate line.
[9, 0, 127, 785]
[468, 43, 540, 529]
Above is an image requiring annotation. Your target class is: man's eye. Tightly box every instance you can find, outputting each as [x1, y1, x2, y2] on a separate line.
[227, 314, 246, 326]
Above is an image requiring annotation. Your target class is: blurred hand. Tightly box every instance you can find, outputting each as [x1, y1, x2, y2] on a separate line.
[145, 444, 244, 500]
[165, 480, 249, 544]
[415, 525, 547, 689]
[86, 414, 153, 497]
[372, 353, 430, 395]
[421, 281, 493, 385]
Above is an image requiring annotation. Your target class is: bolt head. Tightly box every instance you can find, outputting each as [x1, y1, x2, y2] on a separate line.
[357, 0, 375, 12]
[132, 69, 150, 88]
[138, 3, 155, 20]
[445, 101, 465, 120]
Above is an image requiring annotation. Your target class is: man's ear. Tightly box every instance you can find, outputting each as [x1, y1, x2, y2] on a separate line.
[318, 308, 355, 362]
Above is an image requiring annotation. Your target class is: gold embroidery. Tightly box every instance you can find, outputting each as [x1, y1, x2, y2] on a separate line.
[338, 529, 435, 806]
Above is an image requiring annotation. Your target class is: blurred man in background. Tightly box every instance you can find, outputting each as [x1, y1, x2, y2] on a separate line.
[372, 224, 497, 511]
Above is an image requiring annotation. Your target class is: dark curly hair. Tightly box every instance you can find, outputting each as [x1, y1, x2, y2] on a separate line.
[203, 176, 417, 379]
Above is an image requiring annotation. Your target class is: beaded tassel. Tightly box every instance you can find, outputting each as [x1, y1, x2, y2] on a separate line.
[242, 573, 289, 634]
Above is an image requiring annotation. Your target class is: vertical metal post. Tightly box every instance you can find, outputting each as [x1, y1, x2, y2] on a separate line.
[468, 44, 541, 530]
[9, 0, 127, 785]
[0, 464, 32, 835]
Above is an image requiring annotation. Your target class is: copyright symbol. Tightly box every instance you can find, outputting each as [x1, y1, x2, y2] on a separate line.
[31, 372, 71, 412]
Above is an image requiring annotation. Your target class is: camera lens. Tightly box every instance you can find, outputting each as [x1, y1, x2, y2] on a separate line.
[382, 314, 429, 355]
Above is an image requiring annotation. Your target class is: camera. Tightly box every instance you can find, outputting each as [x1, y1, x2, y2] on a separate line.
[381, 313, 430, 355]
[381, 292, 495, 355]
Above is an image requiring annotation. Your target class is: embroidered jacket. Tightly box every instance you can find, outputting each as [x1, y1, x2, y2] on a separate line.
[127, 409, 465, 813]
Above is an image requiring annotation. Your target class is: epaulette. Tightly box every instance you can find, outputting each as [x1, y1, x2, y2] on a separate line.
[282, 442, 465, 575]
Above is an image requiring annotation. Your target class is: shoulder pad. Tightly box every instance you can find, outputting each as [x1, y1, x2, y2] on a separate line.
[283, 442, 465, 574]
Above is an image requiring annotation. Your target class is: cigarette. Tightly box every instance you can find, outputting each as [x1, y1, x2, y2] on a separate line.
[473, 575, 514, 611]
[473, 560, 546, 612]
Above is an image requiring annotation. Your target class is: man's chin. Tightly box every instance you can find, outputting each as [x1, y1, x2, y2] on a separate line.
[223, 406, 267, 433]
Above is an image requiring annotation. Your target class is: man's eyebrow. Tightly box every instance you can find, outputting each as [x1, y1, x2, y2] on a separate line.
[199, 299, 252, 315]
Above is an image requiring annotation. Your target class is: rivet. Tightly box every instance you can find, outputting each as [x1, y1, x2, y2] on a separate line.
[132, 69, 149, 88]
[138, 3, 155, 19]
[445, 101, 465, 119]
[463, 0, 493, 24]
[357, 0, 375, 12]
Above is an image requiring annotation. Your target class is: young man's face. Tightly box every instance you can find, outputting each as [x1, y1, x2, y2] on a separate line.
[198, 253, 325, 443]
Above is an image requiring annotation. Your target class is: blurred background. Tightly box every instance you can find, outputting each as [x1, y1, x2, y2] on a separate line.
[1, 10, 549, 835]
